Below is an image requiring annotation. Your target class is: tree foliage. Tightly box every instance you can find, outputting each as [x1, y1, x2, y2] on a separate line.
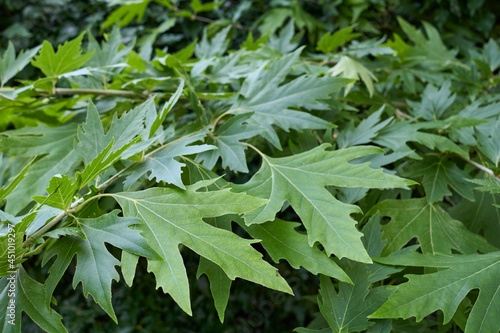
[0, 1, 499, 332]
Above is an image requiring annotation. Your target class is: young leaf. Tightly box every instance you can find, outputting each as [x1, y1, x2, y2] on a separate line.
[31, 33, 94, 77]
[111, 180, 292, 315]
[102, 0, 150, 29]
[0, 42, 42, 87]
[329, 55, 378, 97]
[0, 266, 67, 333]
[317, 26, 361, 54]
[42, 211, 159, 321]
[86, 26, 134, 68]
[368, 198, 497, 255]
[190, 0, 220, 13]
[370, 251, 500, 333]
[235, 144, 415, 263]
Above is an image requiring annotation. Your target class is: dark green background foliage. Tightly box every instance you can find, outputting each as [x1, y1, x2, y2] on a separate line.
[1, 0, 500, 332]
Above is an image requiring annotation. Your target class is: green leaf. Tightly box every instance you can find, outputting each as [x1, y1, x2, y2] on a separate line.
[0, 42, 41, 87]
[180, 163, 233, 321]
[0, 216, 31, 277]
[0, 123, 80, 214]
[86, 26, 134, 68]
[403, 156, 475, 203]
[190, 0, 220, 13]
[182, 162, 239, 322]
[467, 177, 500, 194]
[317, 26, 361, 54]
[149, 79, 184, 138]
[181, 156, 228, 191]
[0, 266, 67, 333]
[111, 180, 292, 315]
[370, 251, 500, 333]
[196, 215, 233, 323]
[196, 257, 231, 322]
[196, 113, 261, 172]
[374, 120, 467, 159]
[449, 190, 500, 248]
[161, 52, 209, 124]
[329, 56, 377, 97]
[102, 0, 150, 29]
[315, 214, 402, 333]
[0, 158, 34, 204]
[42, 211, 159, 321]
[397, 17, 459, 67]
[475, 118, 500, 167]
[194, 26, 231, 59]
[31, 33, 94, 77]
[230, 49, 349, 147]
[25, 205, 62, 236]
[367, 198, 497, 255]
[450, 100, 500, 146]
[408, 80, 456, 120]
[336, 106, 392, 148]
[268, 19, 301, 54]
[34, 137, 139, 210]
[318, 275, 393, 333]
[483, 39, 500, 72]
[235, 144, 414, 263]
[76, 98, 154, 164]
[241, 218, 352, 283]
[124, 130, 216, 189]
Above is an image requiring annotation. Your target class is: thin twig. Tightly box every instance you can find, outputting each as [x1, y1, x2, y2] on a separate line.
[394, 108, 413, 120]
[1, 87, 147, 101]
[443, 195, 456, 206]
[457, 154, 500, 183]
[392, 101, 409, 109]
[23, 198, 84, 248]
[52, 88, 147, 99]
[1, 87, 221, 102]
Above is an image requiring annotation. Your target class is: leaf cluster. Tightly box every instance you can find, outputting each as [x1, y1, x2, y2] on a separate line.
[1, 2, 500, 332]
